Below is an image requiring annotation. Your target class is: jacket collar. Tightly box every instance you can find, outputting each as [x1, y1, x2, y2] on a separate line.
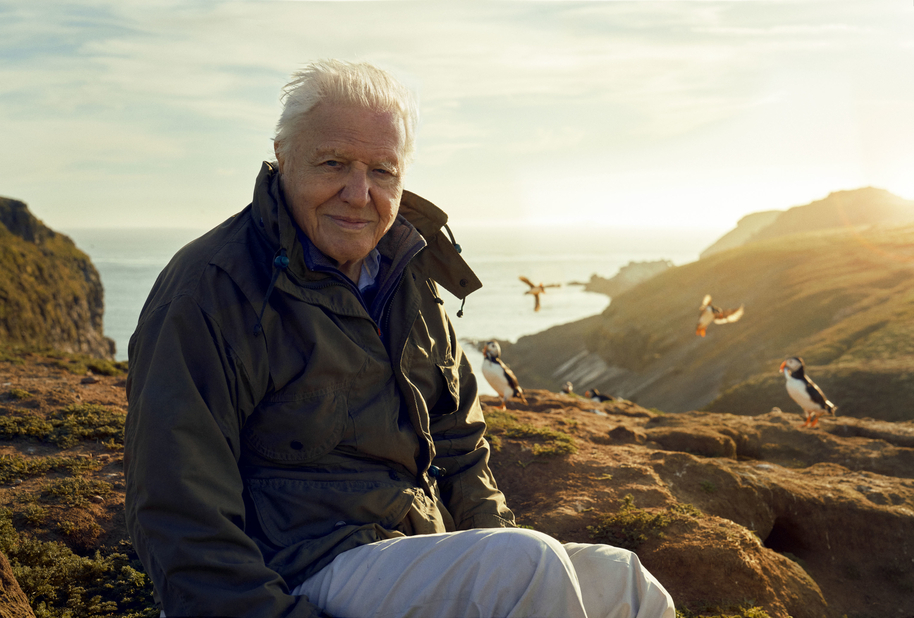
[250, 161, 482, 300]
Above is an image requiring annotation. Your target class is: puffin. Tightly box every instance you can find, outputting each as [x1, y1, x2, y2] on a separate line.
[481, 341, 528, 410]
[562, 381, 574, 395]
[519, 276, 560, 312]
[696, 294, 744, 337]
[584, 388, 614, 403]
[779, 356, 837, 428]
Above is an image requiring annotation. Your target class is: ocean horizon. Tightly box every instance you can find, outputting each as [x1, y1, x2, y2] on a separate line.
[64, 224, 722, 396]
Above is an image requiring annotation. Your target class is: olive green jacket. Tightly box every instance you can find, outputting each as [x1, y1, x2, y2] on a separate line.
[124, 162, 515, 618]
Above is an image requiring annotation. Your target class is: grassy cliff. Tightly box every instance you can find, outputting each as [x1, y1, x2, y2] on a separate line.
[0, 198, 114, 359]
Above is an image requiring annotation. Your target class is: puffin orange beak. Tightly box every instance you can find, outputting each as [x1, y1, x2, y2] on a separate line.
[779, 361, 786, 373]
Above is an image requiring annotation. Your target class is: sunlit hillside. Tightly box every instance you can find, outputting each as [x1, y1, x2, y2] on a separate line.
[503, 221, 914, 420]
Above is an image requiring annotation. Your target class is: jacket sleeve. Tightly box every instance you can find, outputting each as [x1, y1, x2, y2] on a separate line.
[427, 314, 516, 531]
[125, 295, 328, 618]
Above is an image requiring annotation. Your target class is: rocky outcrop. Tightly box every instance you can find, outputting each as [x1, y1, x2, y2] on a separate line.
[483, 389, 914, 618]
[581, 260, 672, 298]
[0, 197, 113, 359]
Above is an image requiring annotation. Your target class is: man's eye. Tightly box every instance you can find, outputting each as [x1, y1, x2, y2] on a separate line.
[323, 160, 341, 168]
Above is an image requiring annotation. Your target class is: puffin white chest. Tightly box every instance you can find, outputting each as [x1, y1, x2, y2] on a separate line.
[482, 358, 511, 397]
[785, 374, 818, 410]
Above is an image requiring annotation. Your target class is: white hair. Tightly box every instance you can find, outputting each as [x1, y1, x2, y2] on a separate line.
[273, 59, 419, 166]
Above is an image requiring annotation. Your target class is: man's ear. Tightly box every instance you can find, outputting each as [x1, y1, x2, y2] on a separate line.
[273, 141, 284, 172]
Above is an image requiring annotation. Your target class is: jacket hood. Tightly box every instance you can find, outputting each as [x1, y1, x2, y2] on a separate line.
[250, 161, 482, 300]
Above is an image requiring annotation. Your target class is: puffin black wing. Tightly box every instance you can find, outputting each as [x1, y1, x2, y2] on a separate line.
[712, 305, 744, 324]
[496, 358, 527, 402]
[803, 375, 834, 412]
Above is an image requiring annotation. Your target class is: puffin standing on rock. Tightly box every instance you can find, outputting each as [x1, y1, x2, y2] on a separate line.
[695, 294, 744, 337]
[779, 356, 837, 428]
[481, 341, 528, 410]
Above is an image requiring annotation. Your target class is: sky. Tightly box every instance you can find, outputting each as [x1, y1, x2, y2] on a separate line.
[2, 1, 913, 235]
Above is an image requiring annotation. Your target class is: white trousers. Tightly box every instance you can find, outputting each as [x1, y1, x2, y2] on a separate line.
[291, 528, 675, 618]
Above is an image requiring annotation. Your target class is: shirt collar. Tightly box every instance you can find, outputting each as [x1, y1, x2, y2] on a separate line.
[357, 248, 381, 292]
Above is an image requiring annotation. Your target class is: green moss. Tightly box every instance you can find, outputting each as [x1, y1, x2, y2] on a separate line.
[484, 409, 577, 457]
[0, 511, 157, 617]
[21, 504, 48, 527]
[57, 519, 102, 540]
[588, 496, 701, 551]
[0, 404, 125, 448]
[8, 388, 32, 400]
[0, 346, 26, 365]
[88, 358, 127, 375]
[50, 355, 127, 376]
[676, 603, 773, 618]
[0, 453, 101, 484]
[0, 413, 54, 442]
[50, 403, 125, 448]
[43, 477, 111, 508]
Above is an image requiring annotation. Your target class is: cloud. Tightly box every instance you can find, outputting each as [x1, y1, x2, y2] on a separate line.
[2, 0, 913, 230]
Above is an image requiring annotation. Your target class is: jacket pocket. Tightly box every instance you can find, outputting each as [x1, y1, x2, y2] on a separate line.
[242, 386, 349, 463]
[247, 477, 415, 547]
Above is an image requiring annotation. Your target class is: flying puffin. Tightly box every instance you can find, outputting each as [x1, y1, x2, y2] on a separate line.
[584, 388, 614, 403]
[519, 276, 560, 312]
[779, 356, 837, 428]
[696, 294, 744, 337]
[481, 341, 527, 410]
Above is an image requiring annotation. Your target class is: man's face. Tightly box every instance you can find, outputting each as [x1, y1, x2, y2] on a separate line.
[276, 101, 406, 276]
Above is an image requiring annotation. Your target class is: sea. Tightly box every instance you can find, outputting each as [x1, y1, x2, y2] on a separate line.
[64, 225, 721, 396]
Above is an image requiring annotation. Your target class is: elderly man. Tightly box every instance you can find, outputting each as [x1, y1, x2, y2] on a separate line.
[125, 60, 675, 618]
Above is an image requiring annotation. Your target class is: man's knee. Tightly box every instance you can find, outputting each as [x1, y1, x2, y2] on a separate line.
[469, 528, 575, 578]
[565, 542, 676, 618]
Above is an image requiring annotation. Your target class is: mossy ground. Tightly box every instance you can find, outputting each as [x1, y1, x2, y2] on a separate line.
[483, 408, 577, 458]
[587, 494, 702, 551]
[0, 347, 157, 617]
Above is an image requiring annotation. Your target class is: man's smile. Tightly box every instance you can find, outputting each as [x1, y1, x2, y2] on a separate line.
[327, 214, 372, 230]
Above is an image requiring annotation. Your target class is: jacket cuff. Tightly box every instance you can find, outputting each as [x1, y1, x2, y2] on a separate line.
[463, 513, 516, 530]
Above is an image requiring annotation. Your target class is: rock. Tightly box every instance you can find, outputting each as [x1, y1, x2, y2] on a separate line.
[0, 551, 36, 618]
[644, 515, 828, 618]
[80, 376, 100, 384]
[0, 196, 114, 358]
[608, 425, 645, 444]
[645, 427, 737, 459]
[582, 260, 672, 298]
